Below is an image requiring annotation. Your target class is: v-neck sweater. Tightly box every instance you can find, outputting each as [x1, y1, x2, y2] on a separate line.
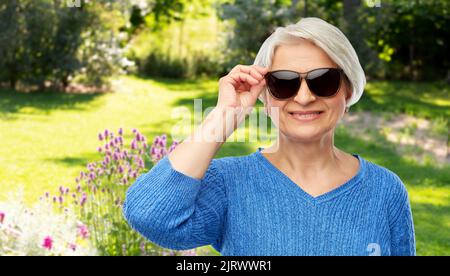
[123, 147, 415, 256]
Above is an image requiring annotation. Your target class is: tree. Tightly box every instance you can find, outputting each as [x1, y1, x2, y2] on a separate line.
[0, 0, 132, 90]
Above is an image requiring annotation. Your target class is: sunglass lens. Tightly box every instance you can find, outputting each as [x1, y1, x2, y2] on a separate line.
[266, 71, 300, 99]
[306, 68, 341, 97]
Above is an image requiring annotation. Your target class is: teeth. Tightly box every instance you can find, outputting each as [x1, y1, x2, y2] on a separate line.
[291, 112, 321, 119]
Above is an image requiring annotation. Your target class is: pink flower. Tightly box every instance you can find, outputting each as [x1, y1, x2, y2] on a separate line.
[77, 224, 90, 239]
[0, 211, 5, 224]
[68, 243, 77, 251]
[42, 236, 53, 250]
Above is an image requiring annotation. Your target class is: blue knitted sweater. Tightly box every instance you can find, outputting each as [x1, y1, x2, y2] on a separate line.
[123, 147, 415, 256]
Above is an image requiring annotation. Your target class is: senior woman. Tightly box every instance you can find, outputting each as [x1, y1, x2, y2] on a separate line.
[123, 17, 415, 256]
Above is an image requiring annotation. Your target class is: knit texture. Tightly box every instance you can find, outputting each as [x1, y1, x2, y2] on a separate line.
[123, 147, 416, 256]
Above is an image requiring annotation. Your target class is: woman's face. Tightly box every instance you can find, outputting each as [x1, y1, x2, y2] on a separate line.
[265, 40, 351, 143]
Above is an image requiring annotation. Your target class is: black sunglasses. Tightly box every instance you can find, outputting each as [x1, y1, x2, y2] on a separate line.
[265, 67, 344, 100]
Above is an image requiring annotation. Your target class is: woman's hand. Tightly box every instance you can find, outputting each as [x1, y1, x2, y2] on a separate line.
[217, 64, 268, 110]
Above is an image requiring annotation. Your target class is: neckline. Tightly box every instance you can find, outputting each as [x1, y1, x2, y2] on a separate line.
[253, 147, 366, 205]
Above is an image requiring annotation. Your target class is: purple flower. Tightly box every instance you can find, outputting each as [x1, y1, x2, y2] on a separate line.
[77, 223, 90, 239]
[118, 165, 124, 174]
[169, 145, 176, 153]
[80, 193, 87, 207]
[65, 187, 69, 194]
[0, 212, 5, 224]
[52, 196, 57, 203]
[97, 147, 102, 153]
[59, 186, 64, 195]
[89, 172, 96, 181]
[118, 127, 123, 136]
[45, 192, 50, 198]
[58, 196, 63, 204]
[104, 156, 111, 164]
[153, 137, 160, 145]
[77, 185, 81, 193]
[105, 143, 110, 150]
[140, 241, 146, 256]
[159, 139, 166, 147]
[136, 133, 141, 142]
[104, 129, 109, 138]
[98, 133, 104, 141]
[113, 152, 119, 161]
[72, 193, 77, 199]
[109, 141, 115, 148]
[132, 171, 138, 179]
[42, 236, 53, 250]
[131, 140, 137, 150]
[132, 128, 137, 134]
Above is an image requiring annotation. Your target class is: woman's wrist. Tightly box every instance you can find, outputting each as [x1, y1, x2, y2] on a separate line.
[196, 106, 251, 143]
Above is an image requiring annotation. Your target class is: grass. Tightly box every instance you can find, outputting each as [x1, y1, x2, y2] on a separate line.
[0, 77, 449, 255]
[354, 80, 450, 120]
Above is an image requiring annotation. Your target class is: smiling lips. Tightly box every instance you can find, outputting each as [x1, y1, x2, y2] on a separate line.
[288, 110, 324, 121]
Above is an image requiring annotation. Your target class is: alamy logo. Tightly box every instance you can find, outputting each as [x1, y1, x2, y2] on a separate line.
[67, 0, 81, 8]
[367, 243, 381, 256]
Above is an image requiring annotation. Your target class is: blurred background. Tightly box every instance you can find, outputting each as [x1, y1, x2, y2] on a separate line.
[0, 0, 448, 256]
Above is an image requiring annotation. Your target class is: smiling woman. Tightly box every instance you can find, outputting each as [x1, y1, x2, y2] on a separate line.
[123, 17, 416, 256]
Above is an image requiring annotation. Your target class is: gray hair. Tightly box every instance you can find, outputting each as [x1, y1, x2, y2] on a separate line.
[254, 17, 366, 108]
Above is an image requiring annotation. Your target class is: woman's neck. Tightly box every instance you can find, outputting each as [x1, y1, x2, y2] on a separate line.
[262, 132, 346, 180]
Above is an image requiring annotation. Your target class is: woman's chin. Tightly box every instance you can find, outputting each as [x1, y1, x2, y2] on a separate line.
[283, 128, 327, 143]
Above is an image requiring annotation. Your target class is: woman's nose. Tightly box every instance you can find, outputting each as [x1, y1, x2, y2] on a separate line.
[292, 78, 317, 105]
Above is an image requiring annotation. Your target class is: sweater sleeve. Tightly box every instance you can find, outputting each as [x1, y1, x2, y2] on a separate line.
[387, 173, 416, 256]
[122, 155, 227, 250]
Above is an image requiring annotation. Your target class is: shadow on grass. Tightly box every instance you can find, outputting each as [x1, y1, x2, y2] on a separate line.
[354, 81, 450, 119]
[136, 75, 219, 93]
[45, 155, 98, 168]
[0, 88, 106, 119]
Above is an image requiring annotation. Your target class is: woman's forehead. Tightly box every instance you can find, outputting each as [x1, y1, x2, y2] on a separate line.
[271, 41, 337, 72]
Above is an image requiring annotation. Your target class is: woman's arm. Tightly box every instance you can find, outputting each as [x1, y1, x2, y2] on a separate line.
[122, 154, 227, 250]
[123, 65, 268, 250]
[388, 174, 416, 256]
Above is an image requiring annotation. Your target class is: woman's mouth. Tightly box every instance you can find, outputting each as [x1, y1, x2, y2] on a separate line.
[288, 111, 324, 122]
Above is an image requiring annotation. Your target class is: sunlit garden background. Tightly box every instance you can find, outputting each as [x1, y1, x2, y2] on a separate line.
[0, 0, 449, 256]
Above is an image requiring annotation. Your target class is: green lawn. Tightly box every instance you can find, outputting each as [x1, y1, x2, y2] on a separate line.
[0, 76, 449, 255]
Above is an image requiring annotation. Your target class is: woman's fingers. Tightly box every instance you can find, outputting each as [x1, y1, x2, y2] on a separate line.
[229, 65, 268, 80]
[228, 72, 260, 88]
